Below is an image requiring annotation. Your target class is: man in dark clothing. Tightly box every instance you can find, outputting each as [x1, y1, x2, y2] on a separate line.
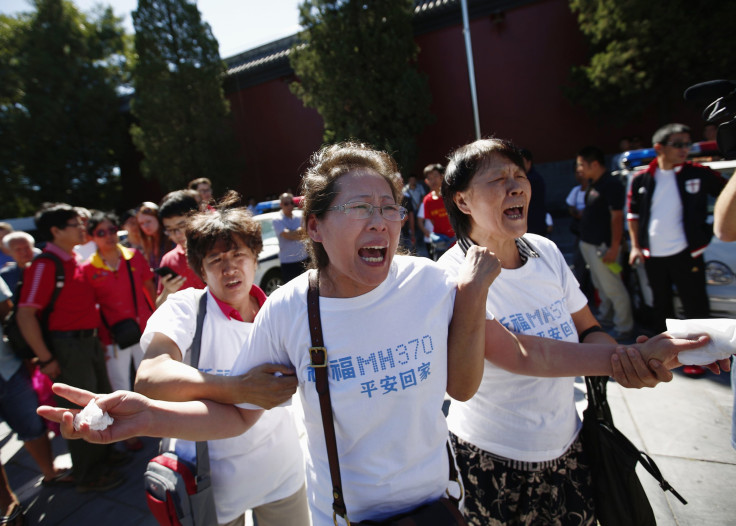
[577, 146, 634, 339]
[627, 124, 726, 373]
[16, 203, 126, 492]
[520, 148, 548, 236]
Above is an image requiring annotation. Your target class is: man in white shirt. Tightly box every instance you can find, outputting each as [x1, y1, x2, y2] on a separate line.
[273, 193, 308, 283]
[627, 123, 726, 373]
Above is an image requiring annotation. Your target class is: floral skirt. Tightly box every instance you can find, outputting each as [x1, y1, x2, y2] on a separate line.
[451, 433, 596, 526]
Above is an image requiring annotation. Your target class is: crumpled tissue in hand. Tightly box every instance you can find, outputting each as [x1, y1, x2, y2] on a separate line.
[666, 318, 736, 365]
[73, 399, 114, 431]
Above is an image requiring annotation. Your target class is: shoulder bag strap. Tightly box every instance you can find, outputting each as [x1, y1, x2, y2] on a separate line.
[37, 253, 65, 328]
[190, 291, 211, 482]
[123, 255, 138, 316]
[307, 270, 349, 524]
[157, 290, 212, 486]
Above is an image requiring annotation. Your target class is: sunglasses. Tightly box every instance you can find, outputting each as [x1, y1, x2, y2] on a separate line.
[665, 141, 692, 149]
[93, 227, 118, 238]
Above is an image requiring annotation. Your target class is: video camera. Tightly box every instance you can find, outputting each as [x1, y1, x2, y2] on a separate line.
[684, 79, 736, 160]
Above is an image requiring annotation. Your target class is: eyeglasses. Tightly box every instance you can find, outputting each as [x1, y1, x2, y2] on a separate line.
[93, 227, 118, 238]
[163, 225, 187, 237]
[64, 222, 85, 229]
[326, 202, 407, 221]
[665, 141, 692, 150]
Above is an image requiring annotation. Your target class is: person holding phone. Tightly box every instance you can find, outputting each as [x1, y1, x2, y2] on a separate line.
[155, 190, 205, 307]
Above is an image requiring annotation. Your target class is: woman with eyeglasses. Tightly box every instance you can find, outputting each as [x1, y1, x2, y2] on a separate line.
[81, 211, 155, 451]
[41, 143, 710, 525]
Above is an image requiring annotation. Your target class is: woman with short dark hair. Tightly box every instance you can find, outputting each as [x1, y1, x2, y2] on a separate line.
[438, 138, 730, 525]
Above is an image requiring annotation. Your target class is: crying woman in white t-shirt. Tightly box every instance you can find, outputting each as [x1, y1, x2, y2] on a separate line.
[437, 137, 728, 526]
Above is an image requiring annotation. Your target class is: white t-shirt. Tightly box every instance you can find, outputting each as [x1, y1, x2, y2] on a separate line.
[416, 203, 433, 242]
[140, 288, 305, 523]
[232, 255, 458, 524]
[73, 240, 97, 262]
[273, 210, 308, 264]
[438, 235, 588, 462]
[648, 168, 688, 257]
[566, 185, 586, 212]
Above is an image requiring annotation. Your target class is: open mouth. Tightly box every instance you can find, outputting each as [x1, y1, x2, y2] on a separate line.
[504, 206, 524, 220]
[358, 245, 387, 263]
[225, 279, 241, 289]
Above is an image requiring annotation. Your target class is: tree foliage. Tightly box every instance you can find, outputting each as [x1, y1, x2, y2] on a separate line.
[289, 0, 432, 172]
[0, 0, 129, 218]
[567, 0, 736, 123]
[130, 0, 240, 191]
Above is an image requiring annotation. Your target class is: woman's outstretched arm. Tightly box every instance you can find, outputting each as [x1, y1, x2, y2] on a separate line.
[38, 383, 263, 444]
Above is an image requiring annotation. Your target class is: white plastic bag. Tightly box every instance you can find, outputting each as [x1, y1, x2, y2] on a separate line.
[666, 318, 736, 365]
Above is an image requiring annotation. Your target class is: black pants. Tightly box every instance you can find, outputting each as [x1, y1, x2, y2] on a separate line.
[52, 335, 114, 483]
[280, 259, 308, 284]
[644, 249, 709, 332]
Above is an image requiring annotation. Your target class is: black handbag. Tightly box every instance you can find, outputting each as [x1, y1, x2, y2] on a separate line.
[582, 376, 687, 526]
[306, 271, 467, 526]
[105, 256, 142, 349]
[109, 318, 142, 349]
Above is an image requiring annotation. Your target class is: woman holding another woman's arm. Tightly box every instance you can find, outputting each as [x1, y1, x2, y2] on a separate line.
[436, 138, 729, 526]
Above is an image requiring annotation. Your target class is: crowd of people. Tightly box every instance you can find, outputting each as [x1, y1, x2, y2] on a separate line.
[0, 178, 222, 503]
[0, 127, 733, 526]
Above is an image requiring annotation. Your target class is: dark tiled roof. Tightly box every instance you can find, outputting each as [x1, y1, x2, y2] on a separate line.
[223, 0, 536, 90]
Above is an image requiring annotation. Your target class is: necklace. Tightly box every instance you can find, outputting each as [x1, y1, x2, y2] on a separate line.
[101, 250, 121, 271]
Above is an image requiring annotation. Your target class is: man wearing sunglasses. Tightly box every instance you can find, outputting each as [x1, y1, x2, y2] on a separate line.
[627, 123, 727, 373]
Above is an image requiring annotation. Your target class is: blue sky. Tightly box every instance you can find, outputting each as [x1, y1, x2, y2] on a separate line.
[1, 0, 303, 58]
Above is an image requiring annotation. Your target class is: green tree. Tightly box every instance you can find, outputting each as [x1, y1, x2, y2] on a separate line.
[289, 0, 432, 172]
[130, 0, 240, 192]
[567, 0, 736, 123]
[0, 14, 34, 217]
[0, 0, 128, 218]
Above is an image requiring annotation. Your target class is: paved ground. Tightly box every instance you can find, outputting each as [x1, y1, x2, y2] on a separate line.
[2, 367, 734, 525]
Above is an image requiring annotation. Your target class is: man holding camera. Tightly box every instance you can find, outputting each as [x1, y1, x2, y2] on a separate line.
[627, 124, 726, 373]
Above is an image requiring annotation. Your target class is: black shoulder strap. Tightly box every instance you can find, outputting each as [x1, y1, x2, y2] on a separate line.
[32, 252, 65, 326]
[123, 255, 138, 316]
[160, 290, 211, 481]
[190, 290, 210, 480]
[189, 290, 208, 370]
